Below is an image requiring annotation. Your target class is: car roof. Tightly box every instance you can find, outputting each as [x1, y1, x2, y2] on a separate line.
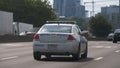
[115, 29, 120, 31]
[114, 29, 120, 33]
[46, 21, 76, 24]
[108, 33, 114, 35]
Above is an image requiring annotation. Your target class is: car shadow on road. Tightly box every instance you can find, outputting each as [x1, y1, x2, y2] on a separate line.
[40, 57, 94, 62]
[116, 42, 120, 44]
[112, 42, 120, 44]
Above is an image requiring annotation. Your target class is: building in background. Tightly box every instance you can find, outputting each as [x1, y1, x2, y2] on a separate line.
[101, 5, 119, 29]
[53, 0, 85, 19]
[53, 0, 64, 16]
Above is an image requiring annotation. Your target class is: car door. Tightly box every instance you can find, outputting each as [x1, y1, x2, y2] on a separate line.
[76, 25, 86, 53]
[73, 26, 83, 53]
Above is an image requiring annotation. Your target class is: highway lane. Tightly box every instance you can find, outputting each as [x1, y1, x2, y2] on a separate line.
[0, 41, 120, 68]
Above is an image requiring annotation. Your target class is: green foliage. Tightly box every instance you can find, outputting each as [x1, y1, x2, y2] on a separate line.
[55, 16, 87, 30]
[0, 0, 56, 27]
[89, 15, 113, 37]
[69, 17, 87, 30]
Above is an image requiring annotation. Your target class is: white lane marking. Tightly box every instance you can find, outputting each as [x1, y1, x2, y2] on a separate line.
[1, 56, 18, 60]
[104, 46, 112, 48]
[1, 44, 15, 46]
[91, 46, 104, 48]
[115, 50, 120, 53]
[94, 57, 103, 60]
[91, 46, 112, 49]
[1, 44, 24, 47]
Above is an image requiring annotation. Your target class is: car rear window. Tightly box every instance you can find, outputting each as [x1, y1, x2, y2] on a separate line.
[40, 25, 72, 33]
[114, 29, 120, 33]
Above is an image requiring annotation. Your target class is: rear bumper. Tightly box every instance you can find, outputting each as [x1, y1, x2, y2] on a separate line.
[33, 41, 79, 55]
[35, 52, 74, 55]
[114, 37, 120, 41]
[113, 34, 120, 41]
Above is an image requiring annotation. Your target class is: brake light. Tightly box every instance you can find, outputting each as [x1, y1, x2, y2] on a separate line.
[68, 35, 75, 40]
[34, 34, 39, 40]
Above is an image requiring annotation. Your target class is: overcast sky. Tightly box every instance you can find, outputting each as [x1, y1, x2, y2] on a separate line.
[48, 0, 119, 16]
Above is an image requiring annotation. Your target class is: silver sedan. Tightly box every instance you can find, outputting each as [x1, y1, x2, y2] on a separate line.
[33, 21, 88, 60]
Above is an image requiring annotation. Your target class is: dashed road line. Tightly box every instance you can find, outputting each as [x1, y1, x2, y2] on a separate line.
[94, 57, 103, 61]
[91, 46, 104, 48]
[104, 46, 112, 48]
[1, 44, 24, 47]
[90, 46, 116, 49]
[115, 50, 120, 53]
[0, 56, 18, 61]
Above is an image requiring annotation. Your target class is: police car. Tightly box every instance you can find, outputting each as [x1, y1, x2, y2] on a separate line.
[33, 21, 88, 60]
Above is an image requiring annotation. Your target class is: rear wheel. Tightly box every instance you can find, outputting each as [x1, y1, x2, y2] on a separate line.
[81, 46, 87, 59]
[72, 45, 80, 60]
[33, 52, 41, 61]
[113, 40, 117, 43]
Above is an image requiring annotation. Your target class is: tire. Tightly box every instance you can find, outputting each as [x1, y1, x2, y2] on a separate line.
[33, 52, 41, 61]
[113, 40, 117, 43]
[72, 45, 80, 60]
[81, 46, 87, 59]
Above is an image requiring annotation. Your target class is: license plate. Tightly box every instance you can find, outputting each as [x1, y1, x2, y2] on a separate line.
[48, 44, 57, 50]
[34, 44, 46, 47]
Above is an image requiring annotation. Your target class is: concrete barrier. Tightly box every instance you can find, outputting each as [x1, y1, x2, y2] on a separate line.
[0, 35, 33, 43]
[0, 35, 107, 43]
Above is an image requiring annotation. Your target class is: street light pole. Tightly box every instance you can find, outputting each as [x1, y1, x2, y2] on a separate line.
[119, 0, 120, 25]
[92, 0, 94, 16]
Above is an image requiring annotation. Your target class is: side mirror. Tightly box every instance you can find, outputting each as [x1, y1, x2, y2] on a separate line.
[81, 31, 89, 36]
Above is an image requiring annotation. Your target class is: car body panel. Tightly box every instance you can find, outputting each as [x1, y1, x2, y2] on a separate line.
[113, 29, 120, 43]
[107, 33, 114, 41]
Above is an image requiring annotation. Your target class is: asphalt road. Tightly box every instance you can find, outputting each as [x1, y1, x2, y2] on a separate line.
[0, 41, 120, 68]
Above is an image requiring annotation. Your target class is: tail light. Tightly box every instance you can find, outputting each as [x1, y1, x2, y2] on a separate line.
[67, 35, 75, 40]
[34, 34, 39, 40]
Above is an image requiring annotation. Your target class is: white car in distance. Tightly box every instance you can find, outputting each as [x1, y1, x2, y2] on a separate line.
[33, 21, 88, 60]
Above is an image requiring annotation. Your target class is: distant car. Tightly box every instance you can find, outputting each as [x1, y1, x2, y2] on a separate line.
[33, 21, 88, 60]
[19, 27, 40, 36]
[113, 29, 120, 43]
[107, 33, 114, 41]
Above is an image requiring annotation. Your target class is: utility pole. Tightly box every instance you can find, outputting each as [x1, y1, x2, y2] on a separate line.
[119, 0, 120, 25]
[92, 0, 95, 16]
[84, 0, 96, 17]
[84, 1, 95, 17]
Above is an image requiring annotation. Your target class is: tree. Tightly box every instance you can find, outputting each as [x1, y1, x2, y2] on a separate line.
[89, 15, 113, 37]
[70, 17, 87, 30]
[59, 16, 88, 30]
[0, 0, 56, 27]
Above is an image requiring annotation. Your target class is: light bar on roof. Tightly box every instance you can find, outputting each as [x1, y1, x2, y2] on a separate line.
[46, 21, 76, 24]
